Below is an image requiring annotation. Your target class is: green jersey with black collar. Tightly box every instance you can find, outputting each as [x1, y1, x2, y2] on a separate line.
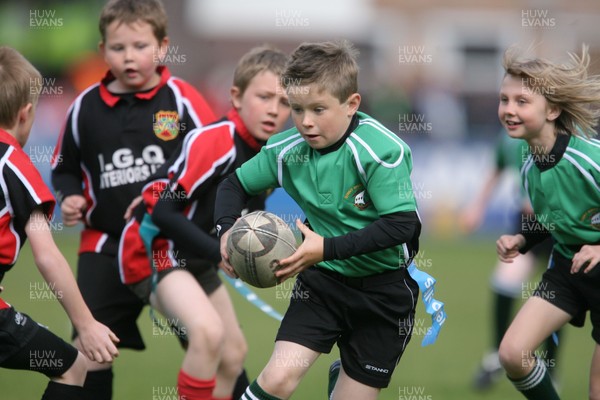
[520, 134, 600, 259]
[235, 111, 418, 277]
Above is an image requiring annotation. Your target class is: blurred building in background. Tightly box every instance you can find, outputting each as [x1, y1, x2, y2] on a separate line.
[3, 0, 600, 236]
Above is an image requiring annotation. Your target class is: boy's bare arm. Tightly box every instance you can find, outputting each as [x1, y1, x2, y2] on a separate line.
[25, 209, 119, 363]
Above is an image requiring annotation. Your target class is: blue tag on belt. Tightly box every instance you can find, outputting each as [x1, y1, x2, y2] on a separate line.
[407, 263, 447, 346]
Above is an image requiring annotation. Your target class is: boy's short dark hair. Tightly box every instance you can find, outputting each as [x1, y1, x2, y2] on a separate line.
[233, 45, 288, 96]
[0, 47, 42, 128]
[281, 40, 359, 103]
[99, 0, 168, 43]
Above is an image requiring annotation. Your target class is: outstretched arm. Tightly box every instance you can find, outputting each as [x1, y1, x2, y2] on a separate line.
[26, 209, 119, 363]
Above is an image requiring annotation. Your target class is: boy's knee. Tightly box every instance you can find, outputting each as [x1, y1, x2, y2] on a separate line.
[498, 339, 522, 371]
[59, 352, 88, 386]
[186, 319, 225, 356]
[259, 364, 299, 397]
[220, 339, 247, 378]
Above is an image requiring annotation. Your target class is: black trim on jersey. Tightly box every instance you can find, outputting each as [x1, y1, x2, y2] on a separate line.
[323, 211, 420, 262]
[152, 189, 221, 263]
[532, 132, 569, 172]
[214, 173, 250, 236]
[519, 133, 570, 252]
[519, 220, 552, 254]
[317, 114, 359, 155]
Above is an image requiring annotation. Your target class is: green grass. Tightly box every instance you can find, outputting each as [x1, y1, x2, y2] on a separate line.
[0, 233, 591, 399]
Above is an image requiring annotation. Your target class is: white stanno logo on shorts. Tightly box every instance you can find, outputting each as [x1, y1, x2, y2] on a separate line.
[365, 364, 389, 374]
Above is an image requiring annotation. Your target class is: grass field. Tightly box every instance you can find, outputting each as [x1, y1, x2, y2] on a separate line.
[0, 233, 592, 399]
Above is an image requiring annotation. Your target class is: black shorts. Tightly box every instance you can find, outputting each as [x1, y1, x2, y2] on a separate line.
[77, 252, 145, 350]
[128, 259, 222, 304]
[535, 251, 600, 343]
[0, 307, 78, 377]
[276, 266, 419, 388]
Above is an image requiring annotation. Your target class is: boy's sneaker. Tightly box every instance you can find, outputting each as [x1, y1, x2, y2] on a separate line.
[472, 351, 503, 390]
[327, 359, 341, 399]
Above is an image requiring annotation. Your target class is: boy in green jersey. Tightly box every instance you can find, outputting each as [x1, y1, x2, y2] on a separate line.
[214, 40, 422, 400]
[461, 133, 558, 390]
[497, 45, 600, 400]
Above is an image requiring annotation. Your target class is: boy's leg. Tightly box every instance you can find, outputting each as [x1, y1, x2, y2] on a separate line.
[475, 254, 536, 390]
[590, 344, 600, 400]
[242, 340, 319, 400]
[208, 284, 247, 399]
[0, 309, 86, 399]
[74, 252, 145, 400]
[331, 363, 379, 400]
[152, 269, 224, 400]
[499, 297, 570, 399]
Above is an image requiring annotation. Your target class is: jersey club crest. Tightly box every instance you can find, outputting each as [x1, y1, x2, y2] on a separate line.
[153, 110, 180, 141]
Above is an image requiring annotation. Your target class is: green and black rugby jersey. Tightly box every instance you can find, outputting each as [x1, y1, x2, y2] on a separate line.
[520, 133, 600, 259]
[235, 111, 418, 277]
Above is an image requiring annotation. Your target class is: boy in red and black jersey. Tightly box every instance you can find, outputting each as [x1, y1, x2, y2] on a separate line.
[0, 46, 119, 400]
[118, 45, 290, 400]
[50, 0, 215, 398]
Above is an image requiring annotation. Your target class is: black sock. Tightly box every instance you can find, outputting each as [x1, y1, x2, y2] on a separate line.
[233, 368, 251, 400]
[83, 368, 113, 400]
[41, 381, 83, 400]
[494, 292, 514, 348]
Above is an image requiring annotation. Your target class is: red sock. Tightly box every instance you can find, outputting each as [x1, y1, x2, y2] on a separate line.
[177, 369, 215, 400]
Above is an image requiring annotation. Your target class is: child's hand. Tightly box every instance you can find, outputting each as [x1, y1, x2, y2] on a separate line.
[219, 230, 238, 278]
[123, 195, 143, 220]
[76, 321, 120, 363]
[276, 219, 323, 282]
[496, 234, 525, 263]
[61, 195, 87, 226]
[571, 244, 600, 274]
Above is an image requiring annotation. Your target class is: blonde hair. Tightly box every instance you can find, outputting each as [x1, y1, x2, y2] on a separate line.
[503, 45, 600, 138]
[282, 40, 359, 103]
[99, 0, 167, 43]
[233, 45, 288, 96]
[0, 47, 41, 129]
